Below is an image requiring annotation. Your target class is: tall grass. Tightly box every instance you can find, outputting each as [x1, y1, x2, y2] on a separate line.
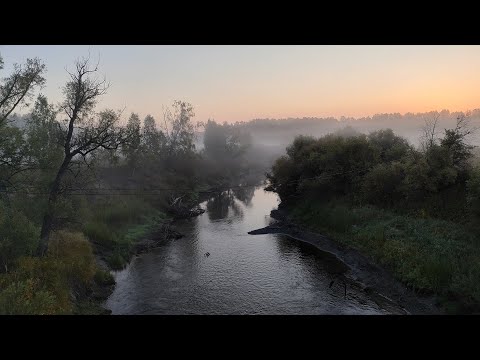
[82, 197, 168, 270]
[0, 231, 98, 315]
[289, 198, 480, 313]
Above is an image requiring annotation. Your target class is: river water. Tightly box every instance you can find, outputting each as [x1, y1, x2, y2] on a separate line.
[106, 186, 397, 314]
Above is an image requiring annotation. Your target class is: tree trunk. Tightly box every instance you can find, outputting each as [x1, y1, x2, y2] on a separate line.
[36, 157, 71, 256]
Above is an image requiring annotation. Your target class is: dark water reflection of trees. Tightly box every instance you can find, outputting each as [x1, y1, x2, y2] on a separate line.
[206, 189, 249, 221]
[232, 186, 255, 207]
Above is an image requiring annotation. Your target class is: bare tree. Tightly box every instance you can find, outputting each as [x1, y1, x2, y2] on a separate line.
[0, 55, 46, 126]
[420, 112, 440, 152]
[451, 112, 477, 140]
[37, 57, 128, 256]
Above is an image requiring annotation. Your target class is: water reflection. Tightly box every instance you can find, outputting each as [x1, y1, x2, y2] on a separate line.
[232, 186, 255, 207]
[106, 186, 394, 315]
[206, 190, 244, 221]
[273, 235, 348, 276]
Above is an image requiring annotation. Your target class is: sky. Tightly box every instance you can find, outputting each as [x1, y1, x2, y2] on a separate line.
[1, 45, 480, 124]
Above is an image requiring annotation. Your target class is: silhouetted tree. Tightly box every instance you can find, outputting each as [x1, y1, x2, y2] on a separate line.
[37, 58, 128, 255]
[420, 113, 440, 152]
[0, 55, 46, 189]
[123, 112, 141, 172]
[441, 113, 476, 170]
[0, 54, 46, 126]
[163, 100, 196, 156]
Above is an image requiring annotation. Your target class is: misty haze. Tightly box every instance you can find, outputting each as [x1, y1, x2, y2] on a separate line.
[1, 45, 480, 315]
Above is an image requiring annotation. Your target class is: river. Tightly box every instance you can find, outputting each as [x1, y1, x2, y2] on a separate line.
[105, 186, 403, 314]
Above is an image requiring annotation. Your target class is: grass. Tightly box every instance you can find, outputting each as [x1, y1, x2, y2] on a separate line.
[94, 269, 115, 286]
[0, 231, 98, 315]
[83, 197, 170, 270]
[288, 197, 480, 314]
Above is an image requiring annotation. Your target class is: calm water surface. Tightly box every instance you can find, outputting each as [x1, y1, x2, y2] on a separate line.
[106, 187, 393, 314]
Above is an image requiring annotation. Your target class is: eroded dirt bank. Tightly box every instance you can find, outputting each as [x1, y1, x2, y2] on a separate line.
[249, 208, 443, 315]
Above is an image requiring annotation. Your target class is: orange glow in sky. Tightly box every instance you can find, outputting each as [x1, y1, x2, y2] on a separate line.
[2, 45, 480, 123]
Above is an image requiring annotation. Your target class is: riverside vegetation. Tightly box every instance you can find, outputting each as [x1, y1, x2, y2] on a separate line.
[0, 55, 259, 314]
[2, 52, 479, 315]
[266, 120, 480, 313]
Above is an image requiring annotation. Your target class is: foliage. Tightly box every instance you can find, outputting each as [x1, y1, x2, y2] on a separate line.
[288, 198, 480, 313]
[94, 269, 115, 286]
[0, 203, 39, 272]
[268, 120, 474, 219]
[0, 53, 263, 314]
[269, 119, 480, 312]
[0, 231, 96, 314]
[467, 165, 480, 219]
[0, 54, 46, 125]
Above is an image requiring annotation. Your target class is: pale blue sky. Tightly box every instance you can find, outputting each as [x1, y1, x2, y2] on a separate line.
[1, 45, 480, 124]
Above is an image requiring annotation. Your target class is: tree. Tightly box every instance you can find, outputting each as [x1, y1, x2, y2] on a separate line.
[122, 112, 142, 171]
[143, 114, 161, 153]
[368, 129, 410, 162]
[37, 58, 128, 256]
[203, 119, 252, 178]
[0, 124, 26, 189]
[203, 120, 226, 157]
[0, 55, 46, 191]
[0, 54, 46, 126]
[440, 113, 476, 170]
[25, 95, 63, 169]
[162, 100, 196, 156]
[420, 112, 440, 152]
[1, 95, 65, 199]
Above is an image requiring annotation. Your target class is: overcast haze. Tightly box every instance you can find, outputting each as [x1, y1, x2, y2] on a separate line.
[1, 45, 480, 123]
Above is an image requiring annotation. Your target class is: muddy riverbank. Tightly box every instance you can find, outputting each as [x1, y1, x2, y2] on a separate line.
[248, 208, 443, 315]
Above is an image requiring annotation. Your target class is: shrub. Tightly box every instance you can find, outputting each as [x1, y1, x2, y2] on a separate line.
[0, 256, 72, 314]
[83, 221, 118, 248]
[361, 162, 404, 207]
[0, 280, 57, 315]
[0, 204, 39, 272]
[107, 251, 127, 270]
[0, 231, 97, 315]
[94, 269, 115, 286]
[467, 166, 480, 218]
[49, 231, 96, 286]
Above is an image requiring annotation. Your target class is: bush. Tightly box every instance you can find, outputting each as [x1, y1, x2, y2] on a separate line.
[0, 231, 97, 315]
[0, 256, 72, 314]
[467, 166, 480, 218]
[107, 251, 126, 270]
[94, 269, 115, 286]
[49, 231, 96, 286]
[92, 198, 154, 227]
[0, 204, 39, 272]
[288, 197, 480, 313]
[367, 129, 410, 162]
[362, 162, 404, 207]
[0, 280, 57, 315]
[83, 221, 118, 248]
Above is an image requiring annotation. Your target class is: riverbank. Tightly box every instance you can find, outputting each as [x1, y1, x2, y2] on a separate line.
[107, 185, 418, 314]
[282, 198, 480, 314]
[249, 207, 443, 315]
[82, 187, 227, 314]
[81, 214, 190, 314]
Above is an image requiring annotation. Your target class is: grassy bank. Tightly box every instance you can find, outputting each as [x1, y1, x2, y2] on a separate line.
[83, 197, 170, 270]
[286, 198, 480, 314]
[0, 231, 107, 314]
[0, 196, 173, 315]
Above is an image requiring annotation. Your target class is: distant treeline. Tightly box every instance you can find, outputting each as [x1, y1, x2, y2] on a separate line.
[193, 110, 480, 151]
